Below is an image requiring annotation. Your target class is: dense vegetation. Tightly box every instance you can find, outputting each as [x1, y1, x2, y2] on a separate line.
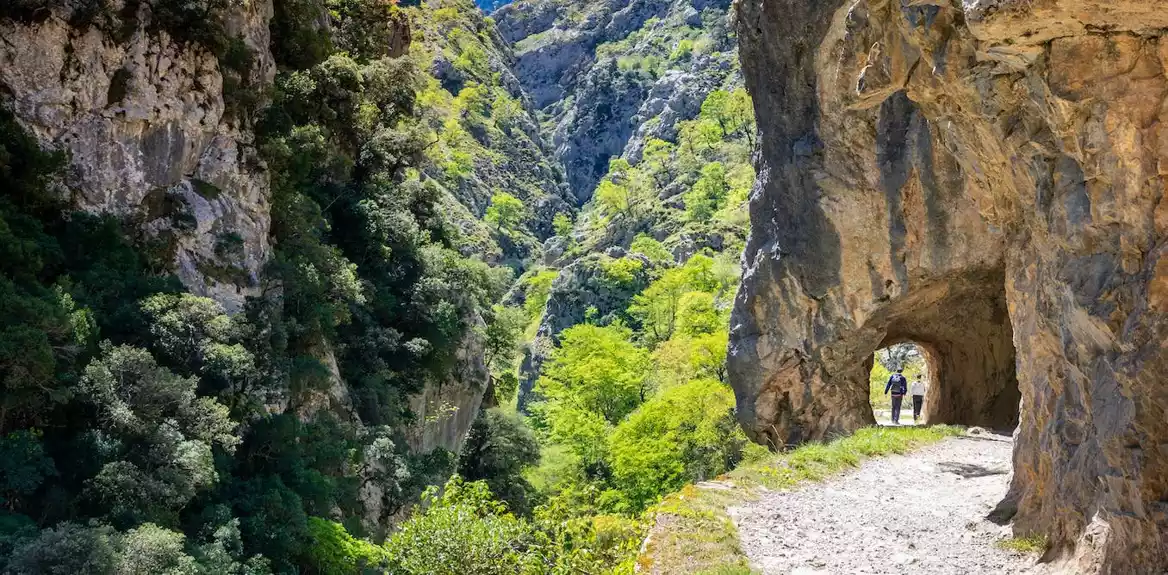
[0, 0, 520, 572]
[0, 0, 762, 572]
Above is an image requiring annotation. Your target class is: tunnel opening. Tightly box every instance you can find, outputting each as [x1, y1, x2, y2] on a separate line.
[857, 268, 1022, 432]
[868, 343, 932, 424]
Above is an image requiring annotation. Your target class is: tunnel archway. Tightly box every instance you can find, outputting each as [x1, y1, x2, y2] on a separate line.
[859, 267, 1020, 431]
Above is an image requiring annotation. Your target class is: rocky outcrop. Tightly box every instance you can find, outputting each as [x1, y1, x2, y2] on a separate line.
[0, 1, 274, 312]
[730, 0, 1168, 570]
[495, 0, 739, 203]
[1, 1, 496, 530]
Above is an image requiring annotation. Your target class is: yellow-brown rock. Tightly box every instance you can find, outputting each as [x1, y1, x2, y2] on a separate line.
[729, 0, 1168, 570]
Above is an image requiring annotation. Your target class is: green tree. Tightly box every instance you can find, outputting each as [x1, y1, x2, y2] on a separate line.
[628, 255, 719, 345]
[652, 330, 729, 387]
[304, 517, 388, 575]
[675, 291, 721, 337]
[483, 305, 526, 374]
[537, 324, 651, 465]
[484, 193, 526, 234]
[0, 430, 56, 511]
[384, 477, 533, 575]
[81, 344, 238, 524]
[629, 234, 672, 264]
[552, 213, 573, 238]
[639, 138, 676, 186]
[685, 162, 729, 222]
[607, 379, 744, 511]
[458, 409, 541, 515]
[522, 270, 559, 321]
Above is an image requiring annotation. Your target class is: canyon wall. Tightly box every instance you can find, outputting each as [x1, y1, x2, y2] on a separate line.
[729, 0, 1168, 570]
[0, 0, 492, 504]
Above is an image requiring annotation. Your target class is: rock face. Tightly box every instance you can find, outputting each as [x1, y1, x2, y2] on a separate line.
[0, 1, 274, 313]
[0, 1, 496, 518]
[729, 0, 1168, 570]
[494, 0, 739, 203]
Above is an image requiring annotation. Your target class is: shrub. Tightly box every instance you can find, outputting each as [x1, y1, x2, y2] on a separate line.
[304, 517, 389, 574]
[608, 379, 743, 511]
[384, 477, 534, 575]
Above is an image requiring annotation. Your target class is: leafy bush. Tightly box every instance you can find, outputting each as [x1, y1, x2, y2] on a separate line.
[384, 477, 534, 575]
[458, 409, 541, 515]
[608, 379, 744, 511]
[485, 192, 527, 234]
[304, 517, 389, 574]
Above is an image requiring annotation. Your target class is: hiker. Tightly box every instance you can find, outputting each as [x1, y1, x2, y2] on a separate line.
[910, 373, 927, 423]
[884, 368, 908, 424]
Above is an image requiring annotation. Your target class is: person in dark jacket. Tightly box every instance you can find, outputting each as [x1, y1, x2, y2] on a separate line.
[884, 368, 908, 424]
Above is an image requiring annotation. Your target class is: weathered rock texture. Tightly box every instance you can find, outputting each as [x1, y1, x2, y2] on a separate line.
[729, 0, 1168, 571]
[0, 1, 493, 516]
[494, 0, 739, 203]
[0, 1, 274, 312]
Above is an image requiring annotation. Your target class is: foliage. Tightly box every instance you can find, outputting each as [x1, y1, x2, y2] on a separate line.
[629, 234, 672, 264]
[628, 254, 722, 345]
[0, 430, 56, 510]
[304, 517, 389, 574]
[598, 256, 644, 289]
[536, 324, 651, 466]
[996, 535, 1048, 554]
[608, 379, 744, 512]
[458, 409, 541, 515]
[522, 270, 559, 321]
[484, 192, 526, 234]
[552, 213, 573, 238]
[384, 477, 534, 575]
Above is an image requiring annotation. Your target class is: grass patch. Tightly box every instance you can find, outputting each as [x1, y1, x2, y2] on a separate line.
[638, 425, 964, 574]
[997, 535, 1047, 554]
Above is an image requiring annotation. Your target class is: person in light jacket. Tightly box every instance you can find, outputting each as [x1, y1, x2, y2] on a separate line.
[910, 373, 927, 423]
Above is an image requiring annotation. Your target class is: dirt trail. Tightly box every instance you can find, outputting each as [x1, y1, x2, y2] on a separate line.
[730, 431, 1044, 574]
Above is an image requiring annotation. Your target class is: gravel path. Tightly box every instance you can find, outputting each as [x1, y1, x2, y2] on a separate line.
[730, 432, 1043, 574]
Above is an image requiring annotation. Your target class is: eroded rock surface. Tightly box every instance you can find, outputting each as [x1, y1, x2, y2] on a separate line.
[730, 0, 1168, 570]
[0, 1, 274, 312]
[494, 0, 740, 203]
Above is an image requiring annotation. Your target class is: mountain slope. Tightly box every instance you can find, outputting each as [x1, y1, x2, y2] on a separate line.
[494, 0, 740, 203]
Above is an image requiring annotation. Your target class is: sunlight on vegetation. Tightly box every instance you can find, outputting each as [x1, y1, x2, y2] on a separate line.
[869, 344, 927, 413]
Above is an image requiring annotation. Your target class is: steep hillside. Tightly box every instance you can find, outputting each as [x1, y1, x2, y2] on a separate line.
[406, 0, 574, 269]
[494, 0, 740, 203]
[0, 0, 571, 572]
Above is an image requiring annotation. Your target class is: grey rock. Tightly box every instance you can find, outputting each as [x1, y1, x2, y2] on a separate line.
[0, 2, 273, 313]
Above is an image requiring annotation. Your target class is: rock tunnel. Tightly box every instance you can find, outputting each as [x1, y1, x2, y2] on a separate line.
[729, 0, 1168, 570]
[864, 266, 1019, 429]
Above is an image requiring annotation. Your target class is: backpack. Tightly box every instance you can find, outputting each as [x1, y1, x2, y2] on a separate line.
[889, 374, 907, 395]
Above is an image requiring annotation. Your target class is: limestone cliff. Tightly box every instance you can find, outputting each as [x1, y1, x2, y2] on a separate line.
[0, 0, 495, 526]
[0, 0, 274, 313]
[729, 0, 1168, 570]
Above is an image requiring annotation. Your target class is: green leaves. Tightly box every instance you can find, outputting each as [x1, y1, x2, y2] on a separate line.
[608, 379, 743, 512]
[0, 430, 56, 507]
[385, 477, 532, 575]
[484, 192, 527, 234]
